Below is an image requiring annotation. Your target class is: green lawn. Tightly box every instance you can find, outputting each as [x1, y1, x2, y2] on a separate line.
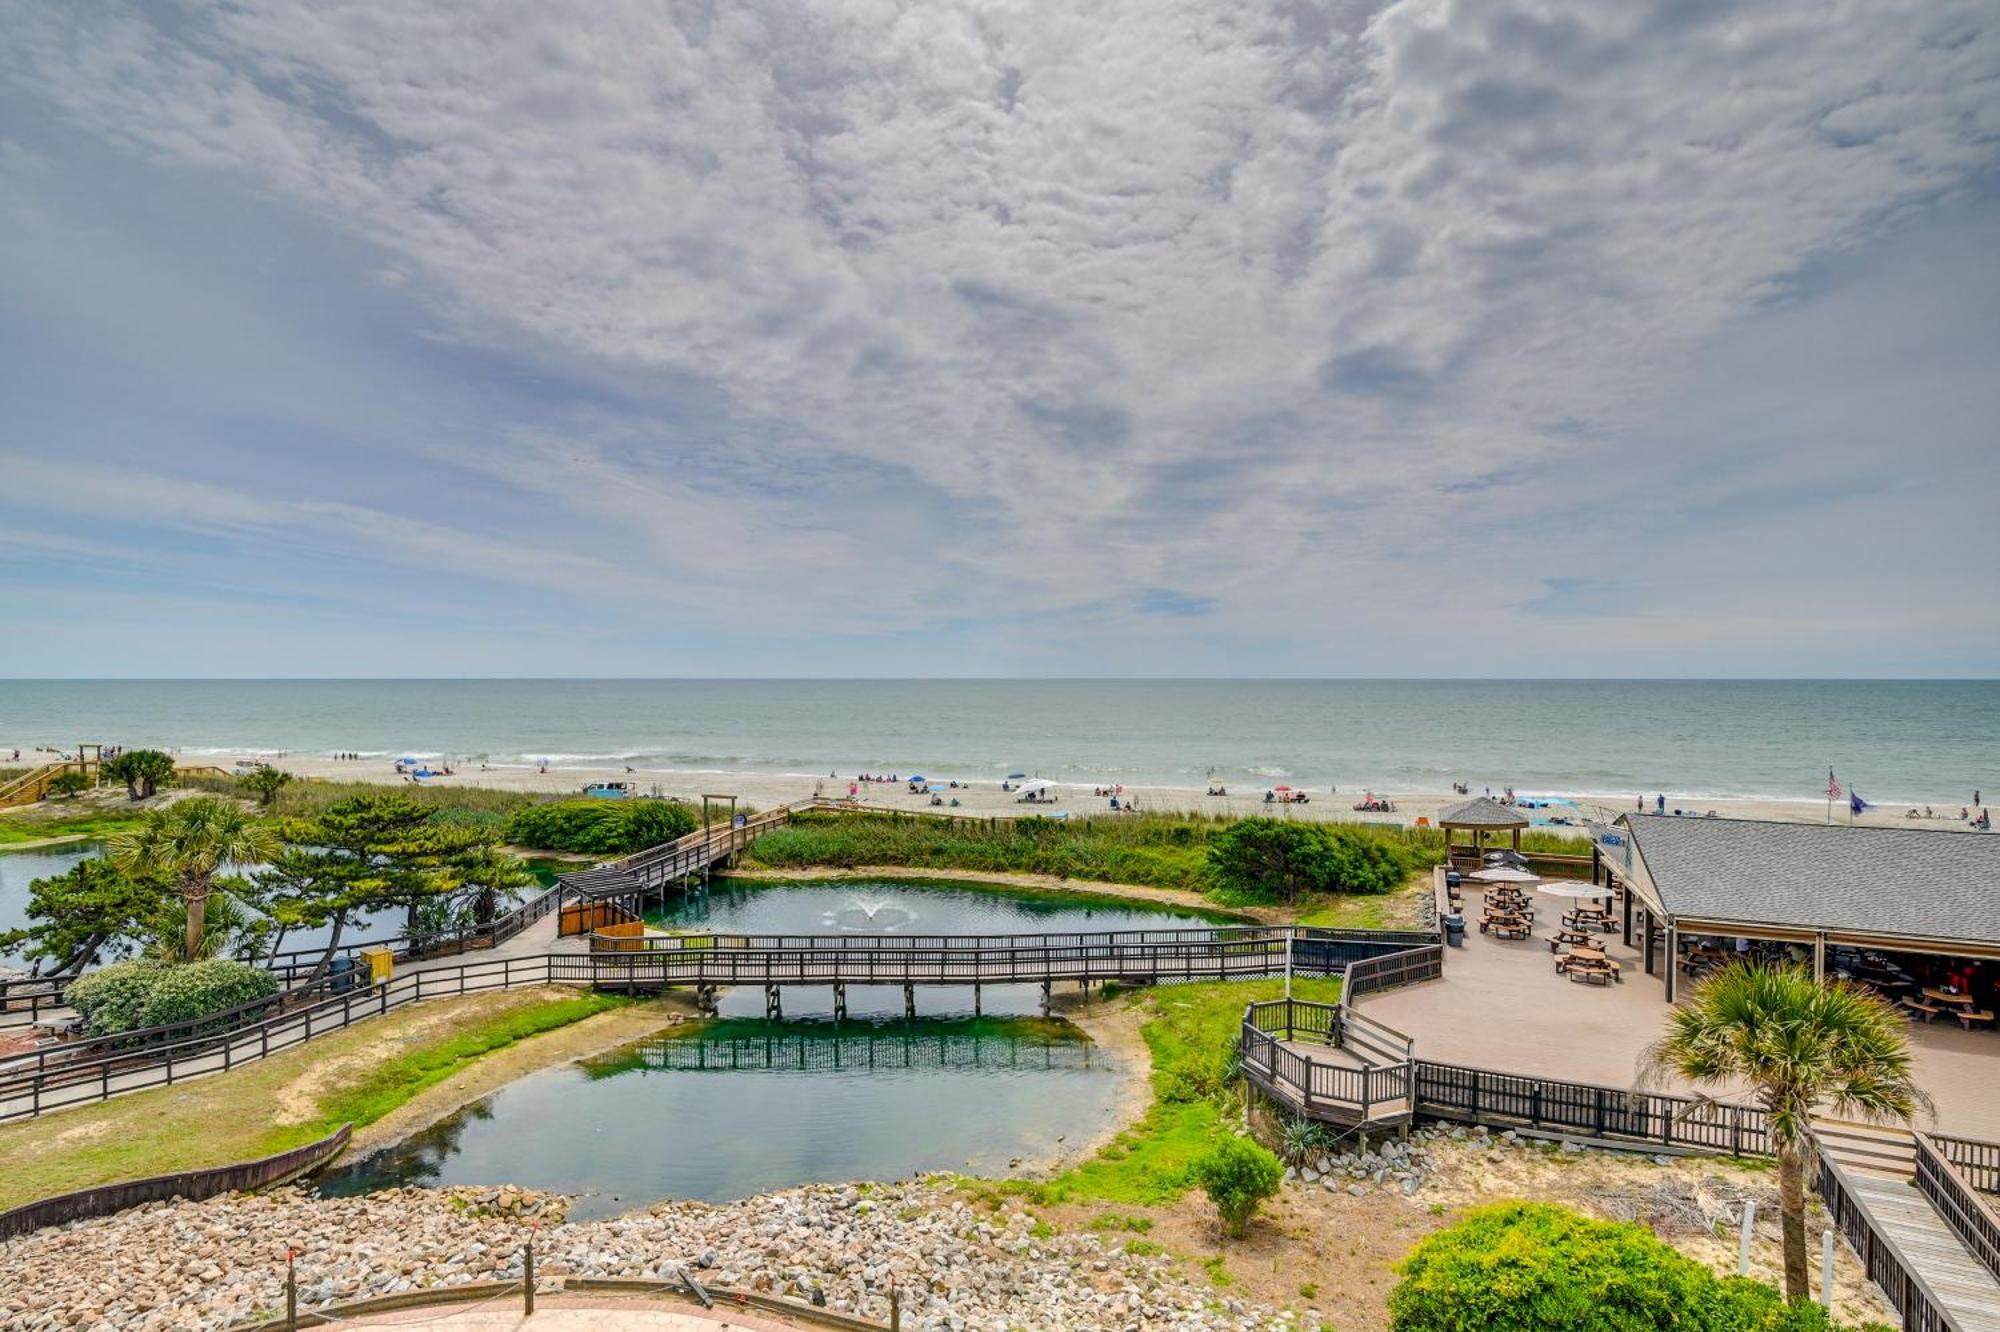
[0, 987, 626, 1210]
[973, 974, 1342, 1208]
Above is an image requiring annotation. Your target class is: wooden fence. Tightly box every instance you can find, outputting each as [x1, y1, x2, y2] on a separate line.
[0, 1123, 351, 1240]
[1412, 1061, 1771, 1156]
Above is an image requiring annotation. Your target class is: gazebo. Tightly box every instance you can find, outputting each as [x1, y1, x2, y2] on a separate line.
[1438, 796, 1530, 871]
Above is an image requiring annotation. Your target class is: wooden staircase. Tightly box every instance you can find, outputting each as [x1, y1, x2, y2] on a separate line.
[0, 761, 89, 810]
[1816, 1118, 1919, 1181]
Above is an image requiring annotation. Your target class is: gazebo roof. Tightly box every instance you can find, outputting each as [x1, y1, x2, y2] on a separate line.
[1438, 796, 1530, 828]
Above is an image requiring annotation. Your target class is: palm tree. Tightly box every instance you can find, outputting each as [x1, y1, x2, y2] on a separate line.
[111, 797, 280, 963]
[1644, 961, 1927, 1303]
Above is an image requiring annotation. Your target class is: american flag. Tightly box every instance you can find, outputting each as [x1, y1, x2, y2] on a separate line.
[1826, 769, 1842, 800]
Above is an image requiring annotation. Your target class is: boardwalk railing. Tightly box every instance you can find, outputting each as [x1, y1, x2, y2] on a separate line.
[1917, 1133, 2000, 1286]
[0, 954, 567, 1122]
[583, 927, 1292, 987]
[1412, 1062, 1770, 1155]
[1817, 1145, 1959, 1332]
[1239, 998, 1414, 1126]
[1932, 1135, 2000, 1197]
[0, 1123, 352, 1240]
[260, 880, 569, 983]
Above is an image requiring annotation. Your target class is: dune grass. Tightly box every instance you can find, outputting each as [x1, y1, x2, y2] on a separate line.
[0, 987, 625, 1210]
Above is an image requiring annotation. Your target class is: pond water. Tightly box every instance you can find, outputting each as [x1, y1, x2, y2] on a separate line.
[319, 878, 1223, 1213]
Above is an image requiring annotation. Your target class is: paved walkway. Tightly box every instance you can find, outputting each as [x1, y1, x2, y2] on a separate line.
[1361, 887, 2000, 1140]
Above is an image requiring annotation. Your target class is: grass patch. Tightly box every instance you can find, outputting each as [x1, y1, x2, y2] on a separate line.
[0, 987, 625, 1210]
[0, 807, 146, 846]
[968, 975, 1342, 1210]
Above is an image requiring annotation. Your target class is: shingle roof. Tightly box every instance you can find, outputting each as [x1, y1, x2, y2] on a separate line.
[1624, 815, 2000, 946]
[1438, 796, 1531, 828]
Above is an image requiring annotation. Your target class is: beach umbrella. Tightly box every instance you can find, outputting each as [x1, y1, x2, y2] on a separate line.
[1018, 778, 1055, 793]
[909, 775, 926, 782]
[1274, 785, 1293, 792]
[1536, 880, 1611, 900]
[1006, 772, 1027, 780]
[1471, 867, 1540, 884]
[397, 756, 422, 766]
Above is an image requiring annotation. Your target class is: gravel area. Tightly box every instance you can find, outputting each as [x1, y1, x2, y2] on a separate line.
[0, 1180, 1305, 1332]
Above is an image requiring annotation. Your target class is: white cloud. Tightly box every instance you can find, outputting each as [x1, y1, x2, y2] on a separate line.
[2, 0, 1997, 670]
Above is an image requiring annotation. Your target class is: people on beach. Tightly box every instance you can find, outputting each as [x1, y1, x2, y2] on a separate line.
[1656, 793, 1666, 813]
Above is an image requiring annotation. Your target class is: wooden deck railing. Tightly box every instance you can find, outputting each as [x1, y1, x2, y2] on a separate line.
[1817, 1146, 1959, 1332]
[1917, 1132, 2000, 1286]
[1411, 1062, 1771, 1156]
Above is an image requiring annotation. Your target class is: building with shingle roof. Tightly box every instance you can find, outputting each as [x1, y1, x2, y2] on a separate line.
[1588, 814, 2000, 1000]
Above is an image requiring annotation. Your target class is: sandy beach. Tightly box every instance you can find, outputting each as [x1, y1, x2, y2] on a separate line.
[11, 742, 1981, 833]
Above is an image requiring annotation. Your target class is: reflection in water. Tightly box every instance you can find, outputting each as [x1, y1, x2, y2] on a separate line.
[584, 1017, 1096, 1077]
[318, 1015, 1116, 1217]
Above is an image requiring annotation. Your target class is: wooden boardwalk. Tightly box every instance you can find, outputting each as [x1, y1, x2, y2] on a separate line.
[1843, 1172, 2000, 1331]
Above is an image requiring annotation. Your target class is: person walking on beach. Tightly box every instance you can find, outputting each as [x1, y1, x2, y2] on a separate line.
[1656, 793, 1665, 814]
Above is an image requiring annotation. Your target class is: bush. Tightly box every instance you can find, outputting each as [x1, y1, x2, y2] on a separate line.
[1206, 818, 1420, 903]
[1192, 1135, 1284, 1237]
[1389, 1203, 1858, 1332]
[504, 799, 699, 855]
[135, 959, 280, 1029]
[64, 959, 168, 1036]
[63, 957, 278, 1036]
[47, 771, 91, 798]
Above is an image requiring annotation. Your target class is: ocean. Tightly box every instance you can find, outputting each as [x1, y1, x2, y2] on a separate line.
[3, 679, 1995, 806]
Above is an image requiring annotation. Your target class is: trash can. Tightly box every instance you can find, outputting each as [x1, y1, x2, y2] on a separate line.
[327, 954, 360, 995]
[1444, 913, 1467, 948]
[359, 945, 395, 985]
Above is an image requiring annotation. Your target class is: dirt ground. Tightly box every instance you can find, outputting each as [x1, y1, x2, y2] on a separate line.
[1038, 1134, 1895, 1332]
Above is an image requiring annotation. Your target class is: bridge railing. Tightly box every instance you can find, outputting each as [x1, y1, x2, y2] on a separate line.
[1916, 1132, 2000, 1285]
[579, 933, 1290, 986]
[1412, 1062, 1770, 1155]
[1930, 1133, 2000, 1196]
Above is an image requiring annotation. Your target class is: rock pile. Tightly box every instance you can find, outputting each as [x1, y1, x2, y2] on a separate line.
[0, 1180, 1296, 1331]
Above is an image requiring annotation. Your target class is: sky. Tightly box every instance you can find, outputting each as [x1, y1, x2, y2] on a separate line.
[1, 0, 1998, 678]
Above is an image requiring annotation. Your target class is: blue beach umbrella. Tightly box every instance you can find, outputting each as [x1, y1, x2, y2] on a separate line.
[909, 775, 927, 782]
[1006, 772, 1027, 780]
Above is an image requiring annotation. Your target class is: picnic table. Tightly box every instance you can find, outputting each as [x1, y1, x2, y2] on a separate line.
[1923, 987, 1975, 1008]
[1548, 928, 1591, 953]
[1557, 946, 1622, 984]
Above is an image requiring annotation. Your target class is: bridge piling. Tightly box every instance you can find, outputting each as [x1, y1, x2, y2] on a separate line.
[833, 982, 847, 1022]
[765, 985, 782, 1020]
[1039, 979, 1052, 1018]
[972, 982, 981, 1018]
[903, 984, 916, 1020]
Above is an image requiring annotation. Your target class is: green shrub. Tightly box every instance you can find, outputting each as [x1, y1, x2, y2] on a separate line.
[1191, 1135, 1284, 1237]
[1389, 1202, 1858, 1332]
[47, 771, 91, 798]
[1206, 818, 1422, 903]
[504, 799, 698, 855]
[63, 957, 278, 1036]
[64, 959, 168, 1036]
[133, 958, 279, 1029]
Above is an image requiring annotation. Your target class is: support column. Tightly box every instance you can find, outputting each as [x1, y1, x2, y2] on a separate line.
[972, 982, 981, 1017]
[1813, 933, 1826, 983]
[1664, 925, 1678, 1003]
[903, 983, 916, 1020]
[833, 982, 847, 1022]
[1622, 884, 1633, 948]
[765, 984, 782, 1020]
[1643, 909, 1656, 976]
[1039, 979, 1052, 1018]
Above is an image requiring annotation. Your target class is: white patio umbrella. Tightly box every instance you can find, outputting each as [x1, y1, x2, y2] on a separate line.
[1017, 779, 1056, 794]
[1470, 867, 1540, 884]
[1536, 880, 1613, 900]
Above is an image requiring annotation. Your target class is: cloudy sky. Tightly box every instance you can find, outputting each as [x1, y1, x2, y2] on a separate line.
[2, 0, 1997, 678]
